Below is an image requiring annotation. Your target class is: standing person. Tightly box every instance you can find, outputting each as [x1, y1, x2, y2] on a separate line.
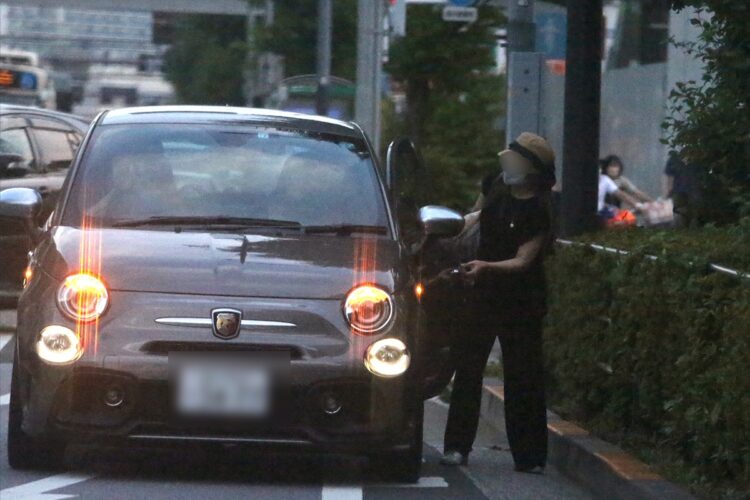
[663, 150, 701, 227]
[440, 132, 556, 473]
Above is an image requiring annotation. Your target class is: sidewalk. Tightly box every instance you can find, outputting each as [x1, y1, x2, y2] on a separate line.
[423, 397, 592, 500]
[480, 382, 695, 500]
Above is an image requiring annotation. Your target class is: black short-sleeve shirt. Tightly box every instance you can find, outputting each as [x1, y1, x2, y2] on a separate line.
[475, 188, 551, 320]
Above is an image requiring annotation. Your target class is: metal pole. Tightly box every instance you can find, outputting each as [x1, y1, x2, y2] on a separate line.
[505, 0, 541, 145]
[507, 0, 535, 53]
[560, 0, 603, 236]
[316, 0, 332, 116]
[355, 0, 383, 150]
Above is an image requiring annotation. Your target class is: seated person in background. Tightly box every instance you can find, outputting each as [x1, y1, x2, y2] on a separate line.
[87, 153, 177, 220]
[598, 168, 643, 224]
[600, 155, 652, 209]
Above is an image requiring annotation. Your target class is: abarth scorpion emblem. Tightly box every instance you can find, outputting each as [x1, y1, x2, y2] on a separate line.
[212, 308, 242, 339]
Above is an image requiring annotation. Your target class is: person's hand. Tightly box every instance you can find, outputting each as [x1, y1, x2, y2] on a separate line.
[461, 260, 490, 283]
[436, 268, 456, 281]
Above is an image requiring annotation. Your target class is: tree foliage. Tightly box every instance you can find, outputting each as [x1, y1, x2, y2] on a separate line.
[164, 15, 247, 106]
[251, 0, 358, 81]
[664, 0, 750, 224]
[384, 5, 506, 210]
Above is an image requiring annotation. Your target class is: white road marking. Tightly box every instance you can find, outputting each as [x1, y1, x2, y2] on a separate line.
[0, 393, 9, 406]
[369, 476, 450, 488]
[401, 476, 449, 488]
[324, 476, 449, 495]
[0, 333, 12, 351]
[0, 472, 94, 499]
[321, 485, 362, 500]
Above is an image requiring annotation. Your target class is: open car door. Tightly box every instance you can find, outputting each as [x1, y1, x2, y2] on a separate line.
[385, 138, 456, 400]
[386, 137, 430, 248]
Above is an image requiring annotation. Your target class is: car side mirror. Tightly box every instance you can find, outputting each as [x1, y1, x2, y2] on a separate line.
[0, 188, 43, 242]
[418, 205, 464, 238]
[0, 153, 25, 178]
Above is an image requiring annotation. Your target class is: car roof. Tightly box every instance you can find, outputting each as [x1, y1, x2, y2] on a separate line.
[0, 104, 90, 131]
[99, 106, 363, 140]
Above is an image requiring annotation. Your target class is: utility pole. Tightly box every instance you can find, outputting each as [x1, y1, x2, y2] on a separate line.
[316, 0, 333, 116]
[560, 0, 603, 236]
[507, 0, 535, 53]
[505, 0, 543, 144]
[355, 0, 384, 150]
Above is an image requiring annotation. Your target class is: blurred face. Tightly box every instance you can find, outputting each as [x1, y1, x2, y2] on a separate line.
[111, 156, 139, 191]
[605, 162, 622, 179]
[111, 154, 155, 191]
[500, 151, 537, 187]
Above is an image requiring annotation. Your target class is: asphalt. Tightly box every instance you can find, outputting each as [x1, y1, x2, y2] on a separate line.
[0, 309, 592, 499]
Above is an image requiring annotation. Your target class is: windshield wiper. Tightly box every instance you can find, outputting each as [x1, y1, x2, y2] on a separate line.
[302, 224, 387, 236]
[110, 216, 302, 229]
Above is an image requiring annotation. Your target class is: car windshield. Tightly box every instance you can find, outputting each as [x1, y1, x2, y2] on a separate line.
[61, 123, 388, 233]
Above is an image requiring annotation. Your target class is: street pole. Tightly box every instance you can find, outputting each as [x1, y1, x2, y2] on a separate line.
[507, 0, 535, 53]
[355, 0, 384, 150]
[560, 0, 603, 236]
[505, 0, 543, 144]
[316, 0, 332, 116]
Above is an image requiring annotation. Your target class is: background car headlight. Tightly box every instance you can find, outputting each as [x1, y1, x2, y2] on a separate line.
[57, 273, 109, 322]
[365, 338, 410, 378]
[36, 325, 82, 365]
[344, 285, 393, 334]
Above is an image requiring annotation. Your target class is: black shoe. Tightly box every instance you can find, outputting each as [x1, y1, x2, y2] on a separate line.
[514, 463, 545, 474]
[439, 451, 468, 466]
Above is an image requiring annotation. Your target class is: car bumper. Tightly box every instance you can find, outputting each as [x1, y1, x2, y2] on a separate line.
[20, 351, 420, 454]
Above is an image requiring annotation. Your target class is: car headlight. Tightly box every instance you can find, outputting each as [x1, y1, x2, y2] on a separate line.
[57, 273, 109, 322]
[344, 285, 394, 334]
[36, 325, 82, 365]
[364, 338, 410, 378]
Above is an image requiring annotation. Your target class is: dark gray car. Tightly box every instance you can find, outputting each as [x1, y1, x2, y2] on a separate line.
[1, 106, 463, 482]
[0, 104, 90, 304]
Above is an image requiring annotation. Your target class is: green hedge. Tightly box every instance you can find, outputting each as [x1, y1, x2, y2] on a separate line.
[544, 226, 750, 497]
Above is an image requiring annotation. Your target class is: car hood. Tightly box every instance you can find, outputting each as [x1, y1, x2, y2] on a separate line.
[41, 227, 403, 299]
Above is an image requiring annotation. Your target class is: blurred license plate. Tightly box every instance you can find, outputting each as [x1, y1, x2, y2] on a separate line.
[174, 360, 270, 417]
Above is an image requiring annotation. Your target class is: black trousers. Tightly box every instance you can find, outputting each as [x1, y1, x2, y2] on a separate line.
[443, 314, 548, 467]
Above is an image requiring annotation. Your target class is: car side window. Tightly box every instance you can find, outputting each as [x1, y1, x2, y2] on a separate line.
[67, 131, 83, 151]
[0, 128, 34, 163]
[31, 128, 75, 171]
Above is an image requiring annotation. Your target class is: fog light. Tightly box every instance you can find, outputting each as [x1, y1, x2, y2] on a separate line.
[36, 325, 82, 365]
[103, 385, 125, 408]
[364, 338, 410, 378]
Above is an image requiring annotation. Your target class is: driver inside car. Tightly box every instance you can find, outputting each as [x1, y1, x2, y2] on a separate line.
[87, 153, 178, 220]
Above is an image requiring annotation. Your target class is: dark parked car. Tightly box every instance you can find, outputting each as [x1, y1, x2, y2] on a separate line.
[0, 104, 90, 304]
[1, 106, 463, 481]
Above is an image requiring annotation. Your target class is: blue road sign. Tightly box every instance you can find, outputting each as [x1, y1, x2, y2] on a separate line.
[19, 72, 38, 90]
[448, 0, 476, 6]
[535, 11, 566, 60]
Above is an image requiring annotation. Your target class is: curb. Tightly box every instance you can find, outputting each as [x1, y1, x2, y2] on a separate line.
[481, 384, 696, 500]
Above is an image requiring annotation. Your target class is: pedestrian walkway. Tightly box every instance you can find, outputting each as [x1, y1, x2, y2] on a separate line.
[424, 397, 592, 500]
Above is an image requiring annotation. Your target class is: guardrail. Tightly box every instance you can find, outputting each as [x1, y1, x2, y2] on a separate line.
[555, 239, 750, 281]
